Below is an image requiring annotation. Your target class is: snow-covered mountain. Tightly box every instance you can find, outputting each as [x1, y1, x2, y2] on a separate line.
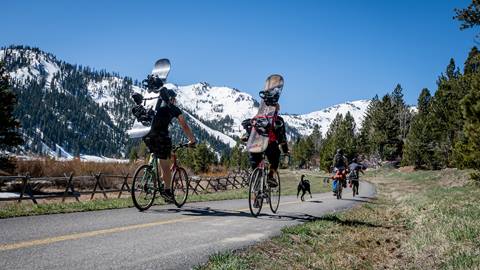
[282, 100, 371, 136]
[2, 46, 371, 158]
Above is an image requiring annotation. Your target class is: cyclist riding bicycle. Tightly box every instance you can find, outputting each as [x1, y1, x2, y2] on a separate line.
[241, 103, 289, 188]
[132, 80, 196, 202]
[332, 148, 349, 195]
[348, 158, 365, 195]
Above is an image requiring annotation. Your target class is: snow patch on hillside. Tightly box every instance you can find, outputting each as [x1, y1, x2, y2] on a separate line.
[174, 82, 257, 137]
[281, 100, 371, 136]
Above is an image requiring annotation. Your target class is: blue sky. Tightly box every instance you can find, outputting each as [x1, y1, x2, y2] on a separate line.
[0, 0, 475, 114]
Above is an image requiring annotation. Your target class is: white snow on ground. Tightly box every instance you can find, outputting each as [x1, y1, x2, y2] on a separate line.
[183, 110, 237, 148]
[79, 155, 129, 163]
[55, 144, 74, 159]
[0, 48, 60, 87]
[0, 192, 20, 199]
[174, 82, 257, 137]
[87, 77, 123, 106]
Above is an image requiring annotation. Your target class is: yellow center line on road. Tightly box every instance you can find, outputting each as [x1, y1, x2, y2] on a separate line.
[0, 216, 201, 252]
[0, 197, 320, 252]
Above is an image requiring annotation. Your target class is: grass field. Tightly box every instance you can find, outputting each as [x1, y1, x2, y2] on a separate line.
[0, 169, 330, 218]
[197, 168, 480, 270]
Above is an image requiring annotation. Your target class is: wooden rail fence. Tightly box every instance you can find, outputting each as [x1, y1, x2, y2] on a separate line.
[0, 171, 250, 204]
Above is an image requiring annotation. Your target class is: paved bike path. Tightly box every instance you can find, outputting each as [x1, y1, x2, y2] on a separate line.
[0, 181, 375, 270]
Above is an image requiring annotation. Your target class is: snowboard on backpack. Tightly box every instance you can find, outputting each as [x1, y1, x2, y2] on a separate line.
[246, 74, 284, 153]
[152, 59, 171, 81]
[127, 58, 171, 139]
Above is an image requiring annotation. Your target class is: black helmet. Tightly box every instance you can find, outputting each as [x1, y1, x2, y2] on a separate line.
[159, 88, 176, 102]
[167, 89, 177, 98]
[336, 148, 343, 155]
[352, 158, 358, 163]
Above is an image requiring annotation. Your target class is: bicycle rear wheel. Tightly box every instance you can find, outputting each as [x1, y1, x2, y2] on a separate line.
[132, 164, 157, 211]
[172, 167, 189, 208]
[269, 171, 281, 213]
[248, 168, 263, 217]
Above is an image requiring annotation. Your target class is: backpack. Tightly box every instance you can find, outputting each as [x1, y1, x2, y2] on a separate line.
[334, 154, 346, 168]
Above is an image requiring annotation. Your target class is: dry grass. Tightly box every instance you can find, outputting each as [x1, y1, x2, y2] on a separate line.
[13, 158, 139, 177]
[198, 168, 480, 270]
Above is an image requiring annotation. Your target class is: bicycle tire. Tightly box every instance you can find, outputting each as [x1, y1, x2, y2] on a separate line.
[172, 167, 189, 208]
[336, 180, 342, 200]
[269, 171, 281, 213]
[248, 168, 263, 217]
[132, 164, 157, 211]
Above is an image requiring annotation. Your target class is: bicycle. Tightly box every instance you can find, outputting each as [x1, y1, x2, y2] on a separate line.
[131, 143, 193, 211]
[333, 169, 347, 200]
[248, 155, 281, 217]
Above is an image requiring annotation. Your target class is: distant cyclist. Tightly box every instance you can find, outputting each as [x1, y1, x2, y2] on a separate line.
[332, 148, 349, 195]
[348, 158, 365, 195]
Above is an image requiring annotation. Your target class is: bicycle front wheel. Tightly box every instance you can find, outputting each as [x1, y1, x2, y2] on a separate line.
[248, 168, 263, 217]
[132, 164, 158, 211]
[269, 171, 281, 213]
[172, 167, 189, 208]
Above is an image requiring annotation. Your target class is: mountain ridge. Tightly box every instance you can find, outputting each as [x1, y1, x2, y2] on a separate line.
[1, 45, 371, 159]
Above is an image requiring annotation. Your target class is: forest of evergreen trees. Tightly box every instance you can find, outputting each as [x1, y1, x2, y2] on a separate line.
[291, 1, 480, 182]
[290, 48, 480, 182]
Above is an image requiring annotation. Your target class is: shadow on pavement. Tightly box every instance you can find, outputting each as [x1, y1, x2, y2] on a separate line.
[150, 206, 321, 222]
[307, 200, 323, 203]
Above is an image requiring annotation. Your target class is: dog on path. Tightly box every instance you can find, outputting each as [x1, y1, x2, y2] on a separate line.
[297, 174, 312, 201]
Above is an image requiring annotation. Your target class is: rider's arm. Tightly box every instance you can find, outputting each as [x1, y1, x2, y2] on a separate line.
[276, 117, 289, 153]
[177, 114, 196, 144]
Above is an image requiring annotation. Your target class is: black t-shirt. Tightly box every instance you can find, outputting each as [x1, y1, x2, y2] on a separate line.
[150, 102, 182, 137]
[334, 153, 347, 168]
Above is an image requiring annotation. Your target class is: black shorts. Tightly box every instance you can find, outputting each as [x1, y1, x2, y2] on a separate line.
[249, 142, 281, 170]
[143, 134, 172, 160]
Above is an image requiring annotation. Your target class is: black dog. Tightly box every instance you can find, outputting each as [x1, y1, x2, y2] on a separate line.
[297, 175, 312, 201]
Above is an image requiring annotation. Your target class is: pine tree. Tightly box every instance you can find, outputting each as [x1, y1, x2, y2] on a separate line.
[357, 95, 380, 156]
[193, 143, 216, 173]
[0, 62, 24, 172]
[459, 71, 480, 181]
[464, 47, 480, 75]
[454, 1, 480, 40]
[403, 88, 435, 168]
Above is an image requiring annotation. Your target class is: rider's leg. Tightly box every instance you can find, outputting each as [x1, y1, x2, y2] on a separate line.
[159, 158, 172, 190]
[266, 143, 280, 187]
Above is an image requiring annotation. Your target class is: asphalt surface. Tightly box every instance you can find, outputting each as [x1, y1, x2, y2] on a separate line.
[0, 181, 375, 270]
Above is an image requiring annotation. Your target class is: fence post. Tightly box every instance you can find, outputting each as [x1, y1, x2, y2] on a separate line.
[90, 173, 108, 200]
[118, 173, 130, 198]
[18, 174, 37, 204]
[62, 173, 79, 202]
